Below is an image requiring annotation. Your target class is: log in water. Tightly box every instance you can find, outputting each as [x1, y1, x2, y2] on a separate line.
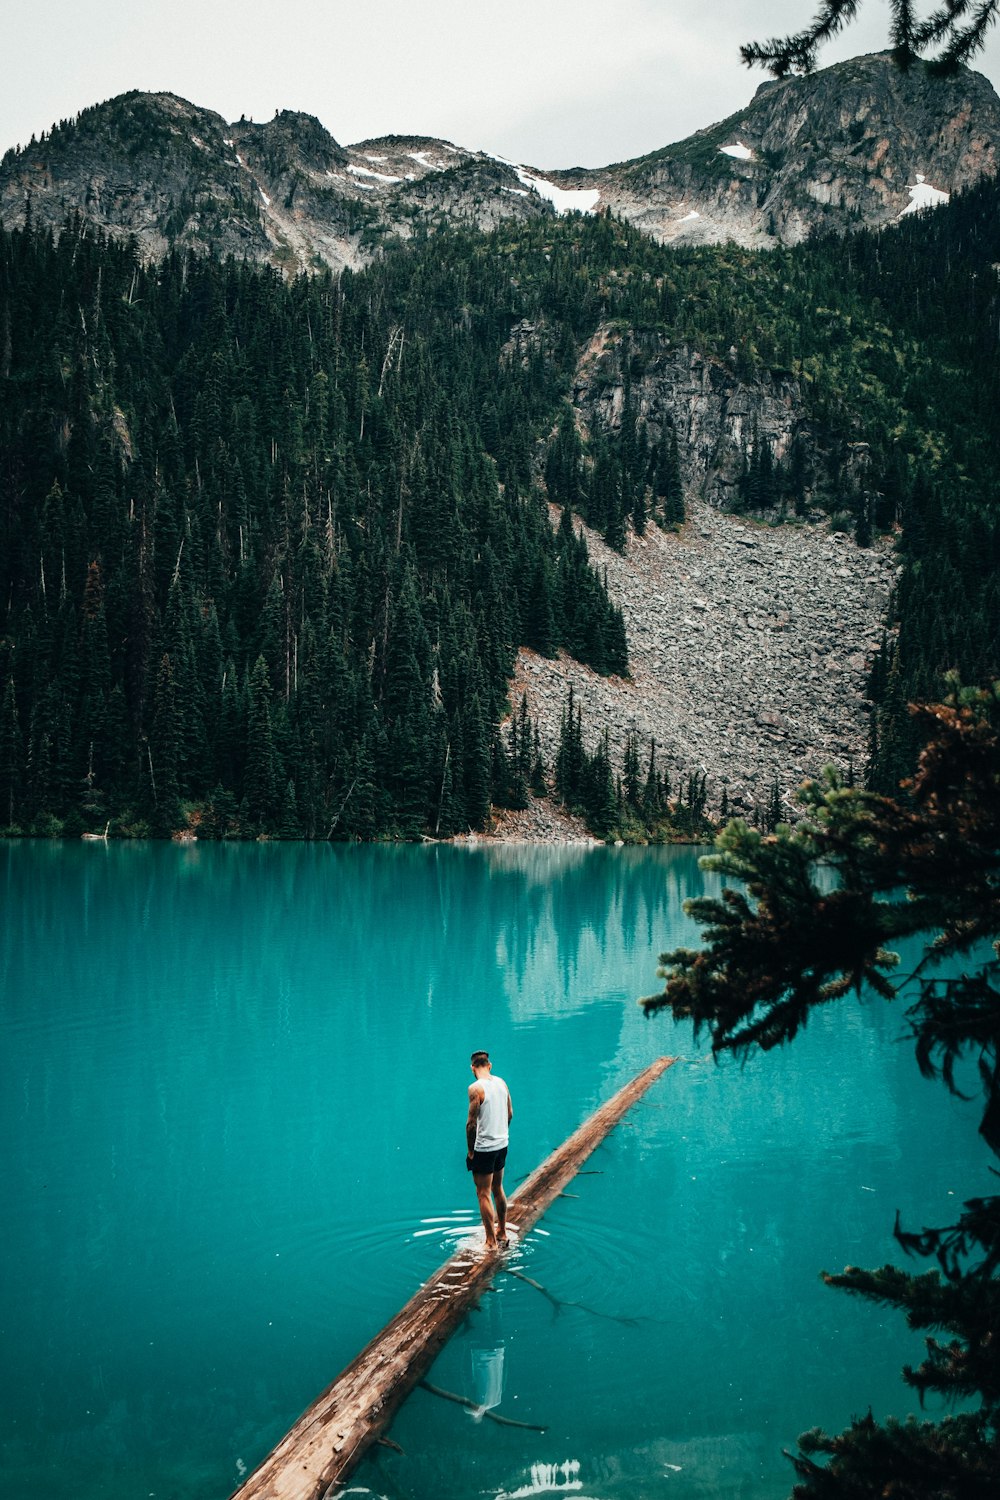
[231, 1055, 677, 1500]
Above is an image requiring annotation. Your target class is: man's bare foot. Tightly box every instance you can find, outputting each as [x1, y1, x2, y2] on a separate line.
[497, 1232, 509, 1248]
[484, 1236, 498, 1252]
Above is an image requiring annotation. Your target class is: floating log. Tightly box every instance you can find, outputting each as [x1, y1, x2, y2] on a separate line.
[231, 1055, 677, 1500]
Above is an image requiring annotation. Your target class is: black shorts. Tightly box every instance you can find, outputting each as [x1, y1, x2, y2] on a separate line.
[467, 1145, 508, 1175]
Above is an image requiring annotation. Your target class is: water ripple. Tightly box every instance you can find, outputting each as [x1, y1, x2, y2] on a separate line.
[507, 1204, 659, 1324]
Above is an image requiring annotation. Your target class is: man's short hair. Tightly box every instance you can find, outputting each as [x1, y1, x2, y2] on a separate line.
[470, 1050, 490, 1068]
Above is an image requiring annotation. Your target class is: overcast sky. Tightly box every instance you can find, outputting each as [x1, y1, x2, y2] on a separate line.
[5, 1, 1000, 168]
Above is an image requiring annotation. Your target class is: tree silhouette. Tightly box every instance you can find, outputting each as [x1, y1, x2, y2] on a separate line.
[643, 684, 1000, 1496]
[743, 0, 999, 77]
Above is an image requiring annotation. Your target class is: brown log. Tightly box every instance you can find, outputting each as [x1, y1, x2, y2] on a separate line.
[230, 1055, 677, 1500]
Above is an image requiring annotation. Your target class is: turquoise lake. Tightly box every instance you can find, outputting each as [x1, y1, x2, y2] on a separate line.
[1, 840, 988, 1500]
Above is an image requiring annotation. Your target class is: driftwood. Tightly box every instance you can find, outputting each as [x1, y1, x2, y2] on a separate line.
[230, 1055, 677, 1500]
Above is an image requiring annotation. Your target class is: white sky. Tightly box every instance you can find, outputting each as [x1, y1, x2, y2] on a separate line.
[4, 1, 1000, 169]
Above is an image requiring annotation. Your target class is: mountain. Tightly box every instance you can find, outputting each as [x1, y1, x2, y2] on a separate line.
[2, 53, 999, 843]
[2, 53, 998, 274]
[564, 50, 1000, 247]
[3, 177, 999, 841]
[0, 93, 550, 274]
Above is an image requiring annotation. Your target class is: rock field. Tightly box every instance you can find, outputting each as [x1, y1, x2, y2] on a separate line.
[505, 501, 896, 828]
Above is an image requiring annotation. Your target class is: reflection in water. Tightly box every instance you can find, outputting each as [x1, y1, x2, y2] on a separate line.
[1, 841, 710, 1031]
[498, 1458, 585, 1498]
[2, 840, 992, 1500]
[468, 1291, 506, 1417]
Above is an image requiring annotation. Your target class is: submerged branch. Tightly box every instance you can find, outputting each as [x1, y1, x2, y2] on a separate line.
[504, 1265, 642, 1326]
[418, 1379, 548, 1431]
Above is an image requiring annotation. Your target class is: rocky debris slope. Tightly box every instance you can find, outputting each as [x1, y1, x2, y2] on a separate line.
[455, 798, 597, 846]
[3, 54, 998, 271]
[510, 502, 896, 821]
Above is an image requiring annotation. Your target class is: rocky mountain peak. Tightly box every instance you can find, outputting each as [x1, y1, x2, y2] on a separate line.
[568, 50, 1000, 247]
[2, 51, 998, 273]
[238, 109, 348, 171]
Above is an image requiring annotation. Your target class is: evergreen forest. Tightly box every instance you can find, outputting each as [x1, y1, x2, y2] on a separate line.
[1, 169, 999, 839]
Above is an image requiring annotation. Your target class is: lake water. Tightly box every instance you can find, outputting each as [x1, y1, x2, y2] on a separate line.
[1, 840, 988, 1500]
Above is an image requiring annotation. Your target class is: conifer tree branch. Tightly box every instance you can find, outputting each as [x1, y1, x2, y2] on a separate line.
[643, 684, 1000, 1493]
[741, 0, 998, 75]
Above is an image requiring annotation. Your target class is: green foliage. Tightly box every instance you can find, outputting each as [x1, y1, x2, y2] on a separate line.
[493, 693, 547, 812]
[742, 2, 1000, 78]
[4, 163, 1000, 834]
[791, 1409, 1000, 1499]
[644, 686, 1000, 1494]
[555, 691, 714, 842]
[0, 217, 630, 839]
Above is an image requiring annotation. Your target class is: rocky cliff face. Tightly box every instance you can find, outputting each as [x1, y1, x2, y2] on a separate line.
[3, 52, 998, 272]
[0, 92, 548, 274]
[573, 324, 809, 510]
[566, 51, 1000, 248]
[534, 324, 891, 811]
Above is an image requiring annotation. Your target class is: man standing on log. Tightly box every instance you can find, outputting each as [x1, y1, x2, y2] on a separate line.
[466, 1051, 513, 1251]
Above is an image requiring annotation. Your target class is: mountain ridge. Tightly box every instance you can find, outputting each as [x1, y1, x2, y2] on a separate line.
[3, 52, 999, 274]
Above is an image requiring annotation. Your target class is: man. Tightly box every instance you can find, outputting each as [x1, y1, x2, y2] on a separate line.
[466, 1050, 513, 1251]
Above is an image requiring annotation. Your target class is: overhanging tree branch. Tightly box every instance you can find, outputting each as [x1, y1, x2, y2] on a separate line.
[742, 0, 999, 75]
[642, 683, 1000, 1496]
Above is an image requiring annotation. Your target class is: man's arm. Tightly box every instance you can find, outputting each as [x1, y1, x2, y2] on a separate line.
[466, 1083, 484, 1158]
[507, 1089, 513, 1124]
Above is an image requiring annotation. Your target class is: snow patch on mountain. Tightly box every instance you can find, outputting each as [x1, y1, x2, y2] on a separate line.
[347, 164, 402, 184]
[719, 141, 754, 161]
[900, 173, 950, 216]
[515, 168, 600, 214]
[484, 151, 599, 214]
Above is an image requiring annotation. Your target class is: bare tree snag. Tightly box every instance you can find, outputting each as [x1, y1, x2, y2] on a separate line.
[231, 1055, 677, 1500]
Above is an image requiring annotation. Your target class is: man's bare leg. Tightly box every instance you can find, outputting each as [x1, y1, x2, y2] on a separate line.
[492, 1168, 508, 1247]
[473, 1172, 498, 1248]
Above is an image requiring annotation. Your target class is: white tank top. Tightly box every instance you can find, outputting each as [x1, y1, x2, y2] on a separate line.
[474, 1074, 509, 1151]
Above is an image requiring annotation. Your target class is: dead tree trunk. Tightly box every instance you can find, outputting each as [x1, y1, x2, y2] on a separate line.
[231, 1055, 677, 1500]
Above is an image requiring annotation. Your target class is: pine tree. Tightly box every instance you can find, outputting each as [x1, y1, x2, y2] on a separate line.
[644, 686, 1000, 1497]
[463, 692, 493, 831]
[555, 686, 585, 806]
[654, 426, 685, 530]
[530, 726, 547, 798]
[623, 730, 642, 809]
[148, 653, 183, 835]
[742, 1, 1000, 77]
[244, 655, 280, 830]
[0, 679, 23, 828]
